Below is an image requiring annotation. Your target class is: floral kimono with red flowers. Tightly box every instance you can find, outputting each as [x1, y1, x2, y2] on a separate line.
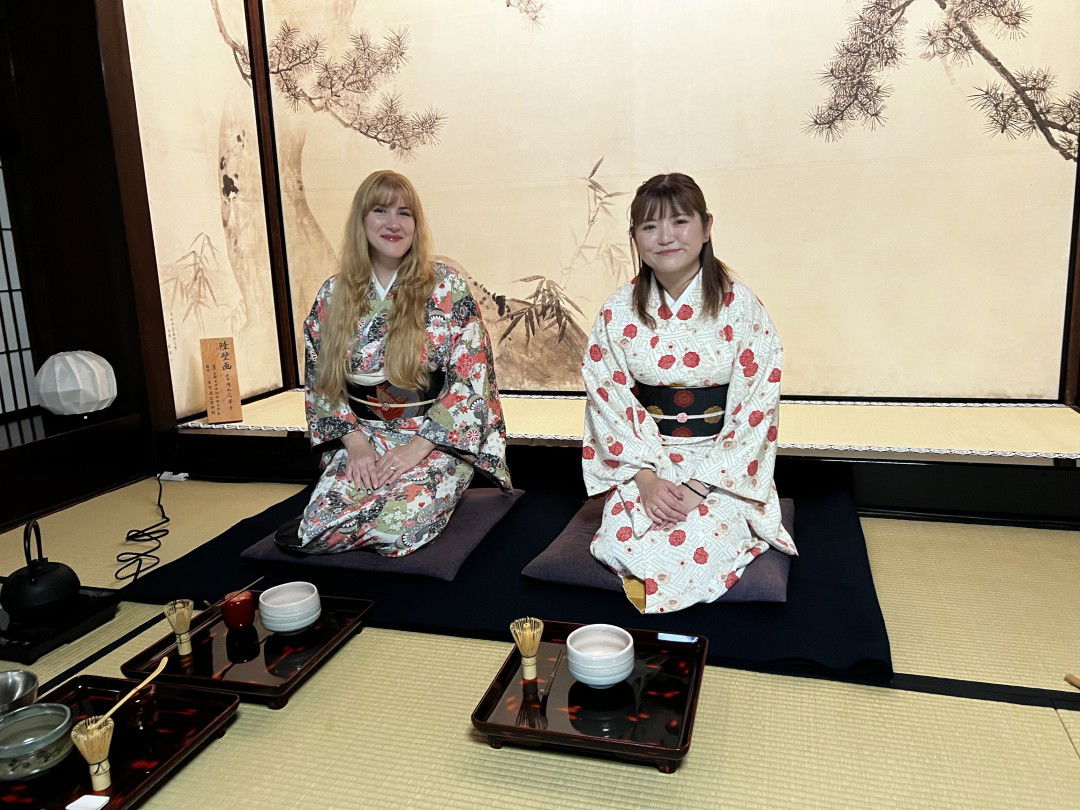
[581, 277, 795, 613]
[297, 262, 511, 556]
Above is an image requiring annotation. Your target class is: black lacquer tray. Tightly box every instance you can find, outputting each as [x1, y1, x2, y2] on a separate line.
[121, 593, 373, 709]
[472, 620, 708, 773]
[0, 674, 238, 809]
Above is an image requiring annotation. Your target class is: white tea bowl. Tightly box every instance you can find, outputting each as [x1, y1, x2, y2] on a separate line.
[258, 582, 321, 633]
[566, 624, 634, 688]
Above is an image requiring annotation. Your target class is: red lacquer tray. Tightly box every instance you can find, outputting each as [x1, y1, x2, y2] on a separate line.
[471, 620, 708, 773]
[0, 675, 238, 809]
[121, 593, 373, 709]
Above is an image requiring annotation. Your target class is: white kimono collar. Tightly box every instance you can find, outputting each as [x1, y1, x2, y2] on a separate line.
[658, 268, 702, 313]
[372, 270, 398, 301]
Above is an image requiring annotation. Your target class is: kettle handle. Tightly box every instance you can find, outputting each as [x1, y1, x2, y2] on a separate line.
[22, 520, 44, 568]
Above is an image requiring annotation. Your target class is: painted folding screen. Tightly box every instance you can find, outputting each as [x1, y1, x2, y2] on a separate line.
[172, 1, 1080, 399]
[124, 0, 282, 417]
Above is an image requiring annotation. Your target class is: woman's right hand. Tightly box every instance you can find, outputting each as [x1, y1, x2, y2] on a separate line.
[341, 433, 378, 493]
[634, 470, 688, 530]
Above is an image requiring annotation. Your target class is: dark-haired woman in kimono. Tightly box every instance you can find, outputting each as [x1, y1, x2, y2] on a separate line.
[582, 173, 795, 613]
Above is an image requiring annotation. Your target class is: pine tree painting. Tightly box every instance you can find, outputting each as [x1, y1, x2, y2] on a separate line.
[807, 0, 1079, 162]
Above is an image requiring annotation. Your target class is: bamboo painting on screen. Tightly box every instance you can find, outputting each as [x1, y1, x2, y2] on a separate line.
[124, 0, 282, 417]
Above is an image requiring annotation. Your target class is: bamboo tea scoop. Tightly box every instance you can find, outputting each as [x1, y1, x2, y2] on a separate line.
[71, 656, 169, 791]
[90, 656, 169, 732]
[1066, 673, 1080, 691]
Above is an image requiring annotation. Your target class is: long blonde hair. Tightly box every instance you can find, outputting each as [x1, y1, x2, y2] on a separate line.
[315, 170, 436, 396]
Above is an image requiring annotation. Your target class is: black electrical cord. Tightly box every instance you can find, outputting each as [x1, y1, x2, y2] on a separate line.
[114, 473, 171, 583]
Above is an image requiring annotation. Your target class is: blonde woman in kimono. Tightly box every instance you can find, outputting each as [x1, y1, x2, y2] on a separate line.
[581, 173, 795, 613]
[278, 170, 511, 556]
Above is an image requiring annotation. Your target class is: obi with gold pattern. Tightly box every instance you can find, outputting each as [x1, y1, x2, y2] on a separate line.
[345, 371, 445, 422]
[633, 381, 728, 437]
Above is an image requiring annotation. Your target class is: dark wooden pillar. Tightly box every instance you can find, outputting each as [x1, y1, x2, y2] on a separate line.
[243, 0, 298, 388]
[1063, 158, 1080, 408]
[94, 0, 176, 432]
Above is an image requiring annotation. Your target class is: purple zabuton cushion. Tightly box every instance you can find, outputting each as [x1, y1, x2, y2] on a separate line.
[241, 488, 524, 582]
[522, 497, 795, 602]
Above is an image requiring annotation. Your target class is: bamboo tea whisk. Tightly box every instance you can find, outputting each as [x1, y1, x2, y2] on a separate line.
[70, 656, 169, 791]
[164, 598, 194, 655]
[71, 716, 114, 790]
[510, 617, 544, 680]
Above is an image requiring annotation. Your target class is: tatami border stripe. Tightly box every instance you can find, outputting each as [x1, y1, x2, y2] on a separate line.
[888, 673, 1080, 710]
[215, 388, 1071, 406]
[505, 394, 1068, 407]
[39, 612, 167, 694]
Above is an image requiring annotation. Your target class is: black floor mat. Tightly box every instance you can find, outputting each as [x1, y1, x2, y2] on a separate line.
[122, 465, 892, 683]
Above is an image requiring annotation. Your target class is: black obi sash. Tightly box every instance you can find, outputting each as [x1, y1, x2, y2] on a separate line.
[345, 370, 445, 422]
[633, 382, 729, 437]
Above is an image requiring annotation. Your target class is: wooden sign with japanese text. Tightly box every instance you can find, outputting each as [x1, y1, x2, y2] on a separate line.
[200, 337, 242, 423]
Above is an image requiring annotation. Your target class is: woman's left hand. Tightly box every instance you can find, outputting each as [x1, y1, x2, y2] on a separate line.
[676, 484, 706, 516]
[373, 437, 436, 488]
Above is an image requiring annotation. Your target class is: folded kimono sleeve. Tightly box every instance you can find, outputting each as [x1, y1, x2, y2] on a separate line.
[581, 310, 664, 497]
[418, 271, 512, 490]
[691, 296, 783, 505]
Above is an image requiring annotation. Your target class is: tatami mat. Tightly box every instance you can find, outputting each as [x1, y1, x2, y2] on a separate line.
[776, 401, 1080, 458]
[504, 397, 1080, 458]
[201, 389, 305, 431]
[864, 517, 1080, 691]
[53, 627, 1080, 809]
[8, 480, 1078, 695]
[182, 390, 1080, 459]
[0, 601, 162, 685]
[1061, 710, 1080, 759]
[0, 478, 303, 589]
[73, 604, 171, 681]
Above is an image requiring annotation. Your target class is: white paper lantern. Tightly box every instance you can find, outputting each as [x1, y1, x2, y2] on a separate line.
[35, 351, 117, 415]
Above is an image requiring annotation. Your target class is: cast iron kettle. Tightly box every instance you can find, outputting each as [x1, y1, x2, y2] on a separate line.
[0, 520, 81, 625]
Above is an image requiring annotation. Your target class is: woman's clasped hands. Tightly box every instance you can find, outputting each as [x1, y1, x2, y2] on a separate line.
[634, 469, 706, 531]
[342, 432, 435, 494]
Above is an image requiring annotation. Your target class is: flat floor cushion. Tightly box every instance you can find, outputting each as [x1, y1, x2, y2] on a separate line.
[522, 497, 795, 602]
[241, 488, 524, 581]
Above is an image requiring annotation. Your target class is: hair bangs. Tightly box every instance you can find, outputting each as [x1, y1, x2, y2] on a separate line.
[364, 173, 418, 213]
[630, 177, 705, 229]
[638, 195, 675, 225]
